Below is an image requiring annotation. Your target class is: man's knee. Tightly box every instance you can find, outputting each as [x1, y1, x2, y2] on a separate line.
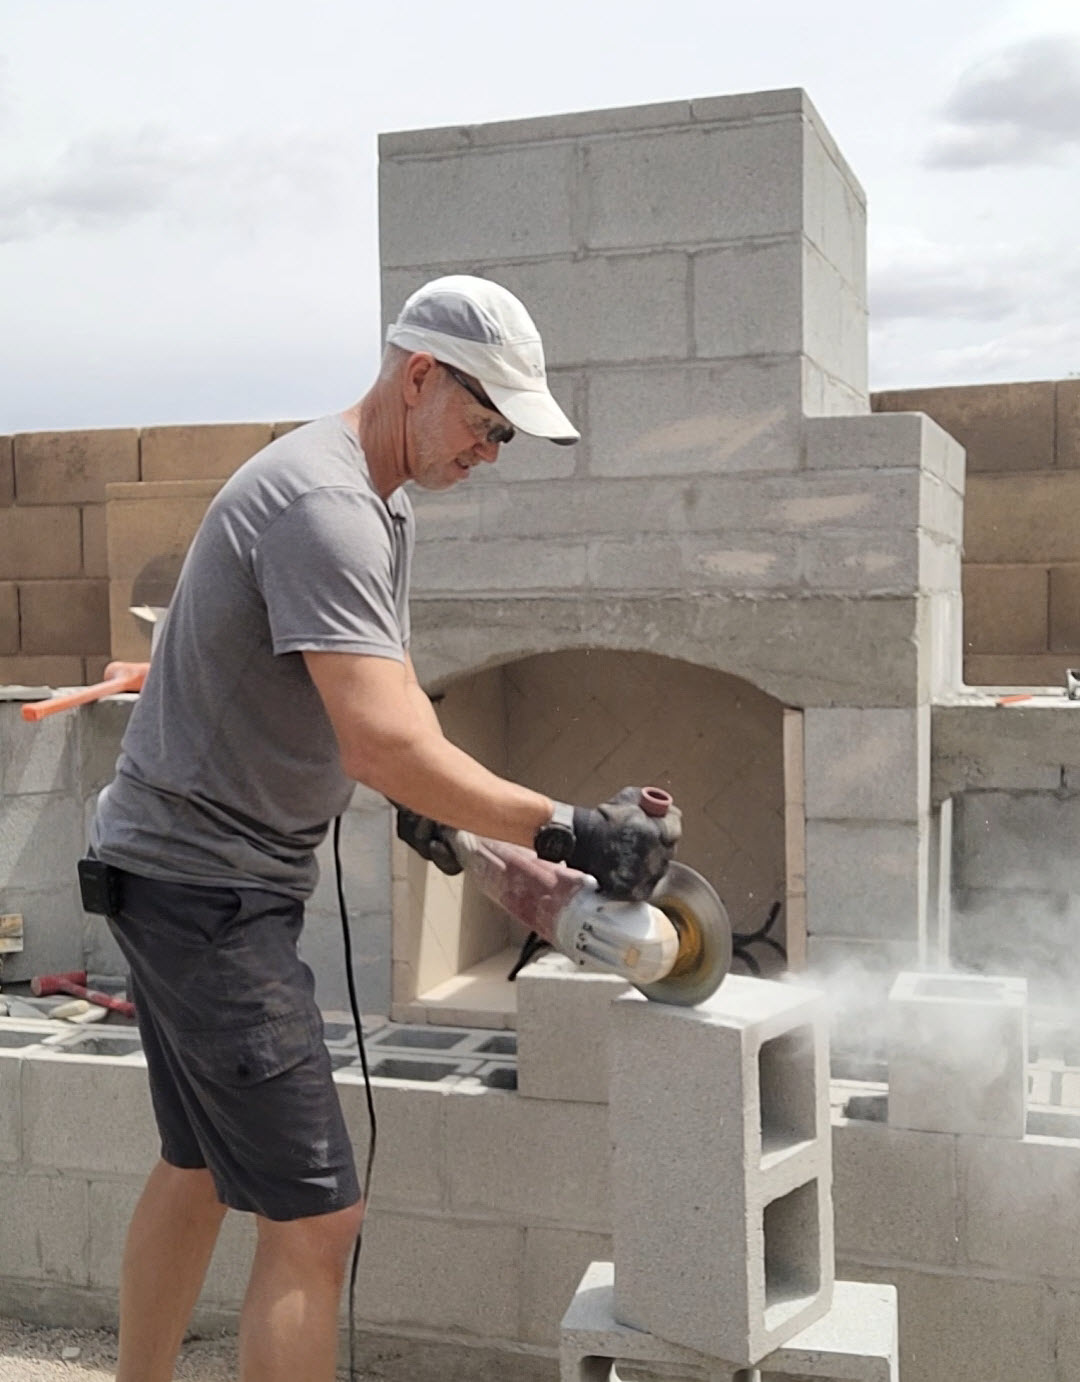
[256, 1198, 365, 1267]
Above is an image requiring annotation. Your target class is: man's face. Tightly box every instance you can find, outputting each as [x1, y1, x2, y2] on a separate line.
[406, 363, 513, 491]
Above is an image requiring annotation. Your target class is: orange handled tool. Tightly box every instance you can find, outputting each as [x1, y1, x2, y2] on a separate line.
[21, 662, 148, 723]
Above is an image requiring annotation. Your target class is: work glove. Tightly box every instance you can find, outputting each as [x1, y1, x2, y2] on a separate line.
[569, 787, 682, 901]
[394, 805, 463, 876]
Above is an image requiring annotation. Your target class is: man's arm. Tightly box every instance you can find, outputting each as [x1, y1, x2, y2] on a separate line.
[304, 650, 552, 849]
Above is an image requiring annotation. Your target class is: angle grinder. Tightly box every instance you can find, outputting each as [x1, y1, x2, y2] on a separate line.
[447, 818, 731, 1007]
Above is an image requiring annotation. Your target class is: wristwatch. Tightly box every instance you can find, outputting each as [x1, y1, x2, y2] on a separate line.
[533, 800, 576, 864]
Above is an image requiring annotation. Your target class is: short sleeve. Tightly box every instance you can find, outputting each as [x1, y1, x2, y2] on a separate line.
[251, 487, 406, 660]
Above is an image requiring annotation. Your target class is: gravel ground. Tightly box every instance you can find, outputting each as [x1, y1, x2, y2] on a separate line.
[0, 1320, 361, 1380]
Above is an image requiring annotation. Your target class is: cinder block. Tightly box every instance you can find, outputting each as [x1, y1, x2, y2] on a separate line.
[837, 1261, 1055, 1382]
[0, 582, 16, 656]
[694, 240, 803, 360]
[806, 412, 943, 473]
[873, 381, 1056, 473]
[105, 478, 221, 580]
[587, 360, 802, 479]
[0, 1053, 20, 1162]
[832, 1116, 957, 1266]
[516, 953, 629, 1104]
[0, 701, 76, 794]
[963, 564, 1048, 654]
[523, 1227, 613, 1347]
[803, 249, 866, 400]
[1058, 379, 1080, 468]
[957, 1133, 1080, 1278]
[80, 506, 109, 578]
[380, 144, 576, 267]
[336, 1077, 446, 1209]
[962, 652, 1070, 687]
[805, 819, 927, 941]
[887, 971, 1027, 1138]
[13, 429, 139, 504]
[412, 536, 588, 594]
[611, 978, 833, 1365]
[0, 1170, 89, 1285]
[18, 580, 110, 656]
[804, 709, 928, 823]
[0, 654, 82, 687]
[0, 794, 83, 893]
[562, 1263, 896, 1381]
[1049, 565, 1080, 653]
[0, 436, 12, 506]
[139, 424, 271, 483]
[965, 471, 1080, 565]
[584, 121, 803, 250]
[0, 506, 81, 580]
[445, 1083, 610, 1228]
[21, 1053, 160, 1174]
[352, 1208, 521, 1337]
[954, 791, 1080, 892]
[588, 533, 802, 595]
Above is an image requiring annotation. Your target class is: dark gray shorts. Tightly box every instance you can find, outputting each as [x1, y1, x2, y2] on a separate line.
[105, 869, 360, 1221]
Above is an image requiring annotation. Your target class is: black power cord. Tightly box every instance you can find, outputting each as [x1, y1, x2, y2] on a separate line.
[332, 815, 377, 1382]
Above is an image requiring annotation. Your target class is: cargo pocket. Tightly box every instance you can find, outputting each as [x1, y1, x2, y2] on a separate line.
[182, 1009, 323, 1088]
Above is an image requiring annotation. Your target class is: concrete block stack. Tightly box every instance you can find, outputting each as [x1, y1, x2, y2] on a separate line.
[559, 975, 898, 1381]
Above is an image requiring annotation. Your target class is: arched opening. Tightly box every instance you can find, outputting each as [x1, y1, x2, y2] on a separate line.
[391, 647, 795, 1024]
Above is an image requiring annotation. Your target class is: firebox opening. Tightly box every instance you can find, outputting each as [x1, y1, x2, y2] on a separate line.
[391, 647, 789, 1026]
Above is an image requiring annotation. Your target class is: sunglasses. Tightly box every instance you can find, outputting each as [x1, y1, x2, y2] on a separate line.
[440, 363, 515, 445]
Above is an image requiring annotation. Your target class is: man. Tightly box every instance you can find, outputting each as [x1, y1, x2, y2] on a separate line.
[88, 276, 680, 1382]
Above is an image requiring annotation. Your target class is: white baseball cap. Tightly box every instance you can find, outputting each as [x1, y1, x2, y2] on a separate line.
[386, 275, 580, 445]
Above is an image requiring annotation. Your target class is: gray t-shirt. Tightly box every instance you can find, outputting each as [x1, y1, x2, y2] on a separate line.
[92, 414, 414, 898]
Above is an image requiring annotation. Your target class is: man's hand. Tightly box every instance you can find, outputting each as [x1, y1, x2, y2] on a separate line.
[395, 806, 463, 875]
[568, 787, 682, 901]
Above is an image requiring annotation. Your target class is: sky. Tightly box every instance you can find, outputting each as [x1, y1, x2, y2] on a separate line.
[2, 0, 1079, 433]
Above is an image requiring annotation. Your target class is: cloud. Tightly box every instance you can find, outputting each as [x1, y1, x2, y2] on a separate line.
[0, 124, 352, 245]
[870, 239, 1032, 324]
[926, 35, 1080, 168]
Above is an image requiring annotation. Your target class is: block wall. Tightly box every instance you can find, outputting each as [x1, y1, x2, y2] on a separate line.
[0, 423, 299, 683]
[874, 379, 1080, 688]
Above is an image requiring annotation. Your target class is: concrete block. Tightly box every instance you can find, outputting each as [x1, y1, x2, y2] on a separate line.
[353, 1209, 521, 1337]
[873, 380, 1055, 473]
[1058, 378, 1080, 468]
[445, 1083, 610, 1228]
[104, 478, 222, 581]
[379, 144, 576, 267]
[80, 696, 131, 794]
[80, 505, 109, 578]
[887, 971, 1027, 1138]
[694, 240, 803, 360]
[931, 701, 1080, 798]
[0, 701, 76, 794]
[1049, 564, 1080, 653]
[803, 249, 866, 400]
[516, 953, 629, 1104]
[805, 820, 927, 942]
[957, 1133, 1080, 1278]
[412, 536, 588, 594]
[963, 564, 1048, 654]
[0, 794, 83, 892]
[0, 654, 82, 688]
[954, 790, 1080, 892]
[13, 429, 139, 504]
[611, 978, 832, 1365]
[0, 881, 84, 984]
[831, 1116, 957, 1266]
[965, 471, 1080, 565]
[522, 1227, 613, 1347]
[584, 121, 803, 250]
[799, 530, 917, 596]
[0, 1053, 20, 1162]
[805, 412, 935, 472]
[21, 1053, 160, 1174]
[0, 1170, 89, 1284]
[838, 1261, 1055, 1382]
[562, 1263, 896, 1381]
[804, 709, 928, 823]
[587, 532, 802, 595]
[0, 506, 82, 581]
[0, 435, 12, 506]
[139, 423, 271, 483]
[587, 360, 802, 479]
[18, 580, 110, 656]
[0, 582, 17, 656]
[336, 1076, 446, 1210]
[962, 652, 1071, 687]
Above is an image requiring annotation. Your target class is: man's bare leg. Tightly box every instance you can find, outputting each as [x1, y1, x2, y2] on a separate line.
[115, 1159, 227, 1382]
[238, 1200, 365, 1382]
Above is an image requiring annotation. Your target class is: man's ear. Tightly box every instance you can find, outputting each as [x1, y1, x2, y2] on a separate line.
[402, 352, 437, 406]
